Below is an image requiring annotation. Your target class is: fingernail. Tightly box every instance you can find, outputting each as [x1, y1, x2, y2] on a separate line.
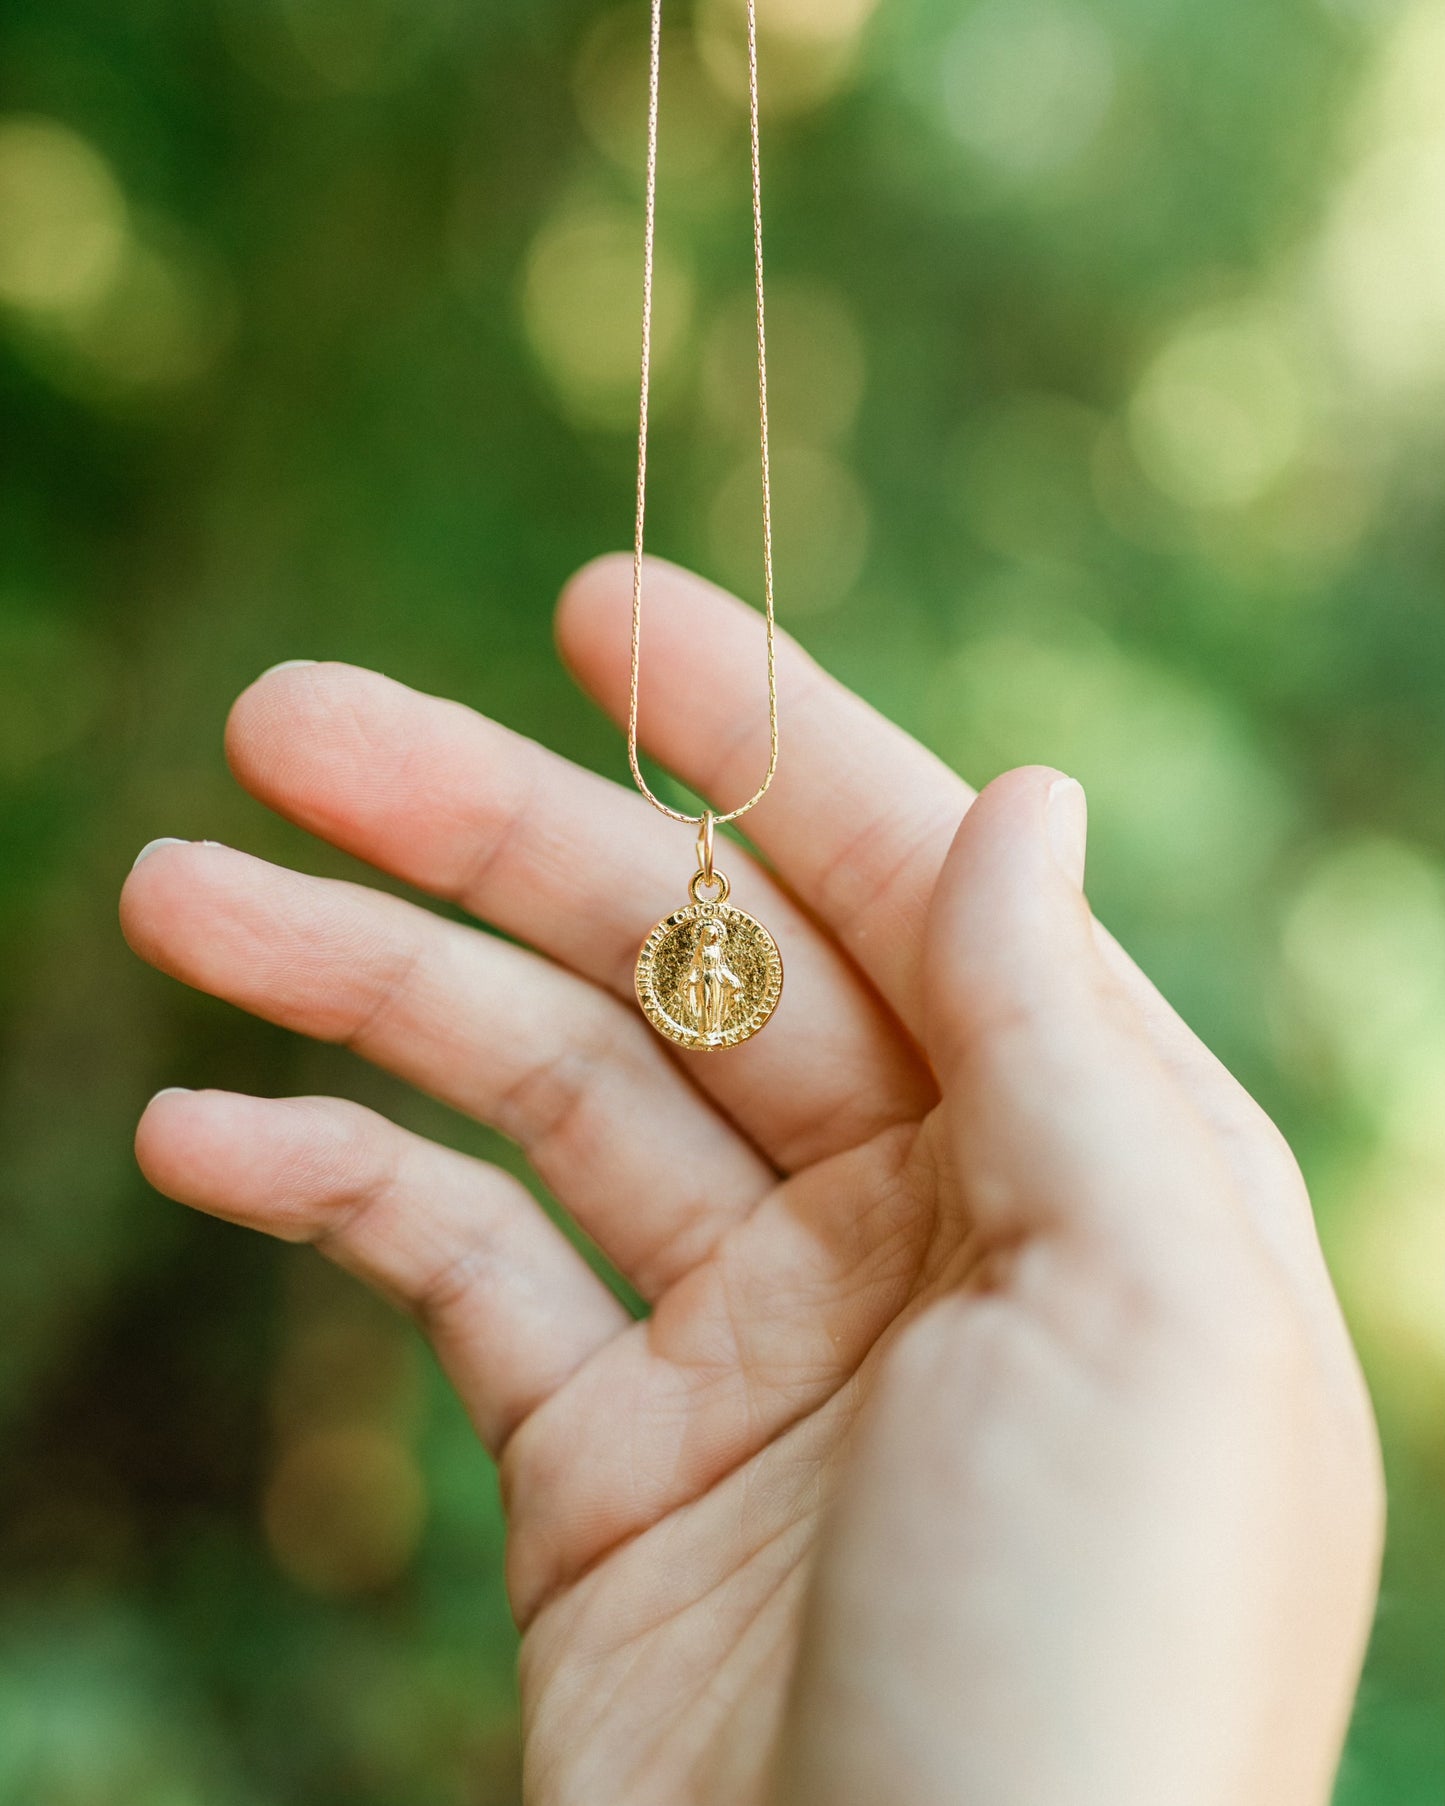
[132, 837, 190, 869]
[1046, 777, 1088, 890]
[259, 659, 318, 677]
[150, 1087, 194, 1101]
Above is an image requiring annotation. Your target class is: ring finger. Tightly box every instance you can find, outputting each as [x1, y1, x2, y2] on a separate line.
[122, 840, 776, 1299]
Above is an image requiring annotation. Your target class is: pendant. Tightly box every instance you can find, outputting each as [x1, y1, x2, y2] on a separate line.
[635, 816, 783, 1051]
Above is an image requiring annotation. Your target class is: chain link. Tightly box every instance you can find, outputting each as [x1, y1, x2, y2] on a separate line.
[628, 0, 779, 828]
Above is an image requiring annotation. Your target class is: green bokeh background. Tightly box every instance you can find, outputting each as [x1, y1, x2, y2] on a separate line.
[1, 0, 1442, 1799]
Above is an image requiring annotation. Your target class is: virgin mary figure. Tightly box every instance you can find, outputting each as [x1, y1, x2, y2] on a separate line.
[683, 918, 745, 1036]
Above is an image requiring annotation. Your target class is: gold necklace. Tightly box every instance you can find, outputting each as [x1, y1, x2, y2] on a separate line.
[629, 0, 784, 1053]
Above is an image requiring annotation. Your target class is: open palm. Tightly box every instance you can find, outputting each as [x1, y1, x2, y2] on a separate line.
[122, 558, 1382, 1806]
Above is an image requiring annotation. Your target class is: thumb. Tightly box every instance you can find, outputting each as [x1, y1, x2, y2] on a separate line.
[924, 766, 1248, 1266]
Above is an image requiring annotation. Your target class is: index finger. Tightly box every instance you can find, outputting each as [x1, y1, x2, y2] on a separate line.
[558, 554, 976, 1036]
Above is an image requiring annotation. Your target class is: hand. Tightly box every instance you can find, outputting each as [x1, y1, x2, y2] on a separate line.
[121, 557, 1383, 1806]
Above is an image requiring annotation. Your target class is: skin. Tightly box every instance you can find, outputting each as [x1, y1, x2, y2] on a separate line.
[121, 555, 1384, 1806]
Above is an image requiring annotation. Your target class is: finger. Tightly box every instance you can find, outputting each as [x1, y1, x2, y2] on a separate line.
[123, 841, 774, 1299]
[223, 663, 933, 1174]
[558, 557, 1316, 1225]
[137, 1088, 628, 1451]
[931, 769, 1365, 1381]
[923, 766, 1264, 1272]
[557, 554, 971, 1035]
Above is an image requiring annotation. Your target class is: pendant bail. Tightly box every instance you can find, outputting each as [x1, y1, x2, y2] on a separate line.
[690, 810, 728, 904]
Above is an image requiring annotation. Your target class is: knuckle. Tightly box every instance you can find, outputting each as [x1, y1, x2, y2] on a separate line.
[329, 911, 426, 1053]
[491, 996, 627, 1163]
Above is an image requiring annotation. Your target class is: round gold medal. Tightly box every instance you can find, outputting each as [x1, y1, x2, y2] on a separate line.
[635, 882, 783, 1052]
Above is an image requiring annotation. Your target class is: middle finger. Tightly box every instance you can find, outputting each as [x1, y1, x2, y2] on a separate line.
[224, 662, 935, 1170]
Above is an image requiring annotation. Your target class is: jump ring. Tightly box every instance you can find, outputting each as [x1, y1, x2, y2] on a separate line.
[689, 867, 731, 906]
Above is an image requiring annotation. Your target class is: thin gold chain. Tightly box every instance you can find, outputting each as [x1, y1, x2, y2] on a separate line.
[629, 0, 779, 828]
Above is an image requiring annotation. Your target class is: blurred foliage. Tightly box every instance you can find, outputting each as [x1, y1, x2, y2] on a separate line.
[0, 0, 1442, 1799]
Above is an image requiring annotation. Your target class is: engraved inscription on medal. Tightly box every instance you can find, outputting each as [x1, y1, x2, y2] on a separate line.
[635, 900, 783, 1051]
